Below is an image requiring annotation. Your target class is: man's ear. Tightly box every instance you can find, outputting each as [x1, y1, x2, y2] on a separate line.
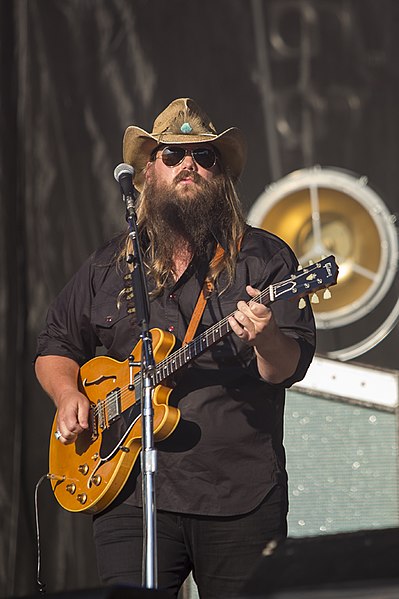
[144, 161, 153, 180]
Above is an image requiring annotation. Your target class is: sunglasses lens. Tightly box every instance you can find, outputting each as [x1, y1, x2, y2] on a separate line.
[160, 146, 217, 169]
[193, 148, 216, 169]
[161, 147, 185, 167]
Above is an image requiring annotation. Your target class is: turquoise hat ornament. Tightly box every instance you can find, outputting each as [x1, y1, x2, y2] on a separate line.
[180, 122, 193, 134]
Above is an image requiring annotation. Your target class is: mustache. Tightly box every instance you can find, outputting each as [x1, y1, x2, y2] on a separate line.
[173, 169, 204, 185]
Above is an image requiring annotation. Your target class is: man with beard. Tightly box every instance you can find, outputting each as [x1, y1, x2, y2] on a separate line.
[35, 98, 316, 598]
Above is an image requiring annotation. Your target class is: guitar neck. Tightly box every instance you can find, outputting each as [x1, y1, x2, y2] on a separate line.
[153, 287, 272, 384]
[152, 254, 338, 385]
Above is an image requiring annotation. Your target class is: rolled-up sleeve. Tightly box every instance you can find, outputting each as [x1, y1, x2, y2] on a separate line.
[243, 230, 316, 388]
[36, 256, 100, 366]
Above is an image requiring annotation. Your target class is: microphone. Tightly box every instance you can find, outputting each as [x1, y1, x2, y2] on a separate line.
[114, 162, 136, 196]
[114, 163, 138, 217]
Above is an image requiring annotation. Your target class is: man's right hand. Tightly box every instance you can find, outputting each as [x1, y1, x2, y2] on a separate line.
[55, 389, 90, 444]
[35, 354, 90, 445]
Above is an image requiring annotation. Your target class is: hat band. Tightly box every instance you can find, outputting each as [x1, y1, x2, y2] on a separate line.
[155, 131, 217, 143]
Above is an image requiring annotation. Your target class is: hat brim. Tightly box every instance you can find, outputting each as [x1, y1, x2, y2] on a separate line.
[123, 126, 247, 192]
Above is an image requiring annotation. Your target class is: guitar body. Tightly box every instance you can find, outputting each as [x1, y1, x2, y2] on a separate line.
[49, 328, 181, 514]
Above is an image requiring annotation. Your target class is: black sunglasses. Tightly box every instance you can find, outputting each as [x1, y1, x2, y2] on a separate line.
[153, 145, 218, 170]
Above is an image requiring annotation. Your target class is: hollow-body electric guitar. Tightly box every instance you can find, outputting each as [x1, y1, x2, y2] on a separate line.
[49, 256, 338, 514]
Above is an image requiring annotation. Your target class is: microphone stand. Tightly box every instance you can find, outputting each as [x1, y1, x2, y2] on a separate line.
[123, 192, 158, 590]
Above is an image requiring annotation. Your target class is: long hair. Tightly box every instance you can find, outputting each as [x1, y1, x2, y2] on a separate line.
[118, 170, 246, 297]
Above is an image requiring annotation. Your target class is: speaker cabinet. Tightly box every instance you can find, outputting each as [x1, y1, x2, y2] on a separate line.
[286, 361, 399, 538]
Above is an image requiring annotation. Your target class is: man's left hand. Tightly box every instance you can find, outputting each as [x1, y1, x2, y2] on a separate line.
[229, 285, 300, 383]
[228, 285, 277, 346]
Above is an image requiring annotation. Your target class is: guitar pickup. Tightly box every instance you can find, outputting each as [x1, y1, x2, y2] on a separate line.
[105, 387, 121, 425]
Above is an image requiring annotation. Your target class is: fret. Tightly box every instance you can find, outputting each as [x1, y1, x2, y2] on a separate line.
[157, 363, 168, 382]
[183, 344, 191, 363]
[221, 320, 230, 336]
[203, 333, 210, 349]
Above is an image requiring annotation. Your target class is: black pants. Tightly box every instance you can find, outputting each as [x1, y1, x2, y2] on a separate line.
[93, 485, 287, 599]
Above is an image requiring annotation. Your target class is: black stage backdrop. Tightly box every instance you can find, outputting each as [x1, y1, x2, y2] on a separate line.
[1, 0, 399, 596]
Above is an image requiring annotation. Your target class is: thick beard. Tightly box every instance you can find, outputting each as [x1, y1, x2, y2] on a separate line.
[143, 170, 228, 259]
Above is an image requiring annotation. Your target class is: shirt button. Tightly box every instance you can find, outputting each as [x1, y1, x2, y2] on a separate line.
[169, 293, 176, 300]
[105, 315, 113, 323]
[168, 325, 175, 332]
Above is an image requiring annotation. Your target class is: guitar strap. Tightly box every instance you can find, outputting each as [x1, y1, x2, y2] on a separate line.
[182, 243, 225, 346]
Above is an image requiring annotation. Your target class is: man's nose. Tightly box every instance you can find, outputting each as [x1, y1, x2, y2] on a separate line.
[181, 151, 197, 170]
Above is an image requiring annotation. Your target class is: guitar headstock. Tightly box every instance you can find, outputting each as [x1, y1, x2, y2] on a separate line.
[273, 255, 339, 307]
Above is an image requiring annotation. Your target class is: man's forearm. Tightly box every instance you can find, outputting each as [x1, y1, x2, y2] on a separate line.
[255, 332, 300, 384]
[35, 354, 90, 442]
[35, 354, 80, 407]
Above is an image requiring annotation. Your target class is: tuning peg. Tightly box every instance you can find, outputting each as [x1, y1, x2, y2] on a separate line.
[297, 264, 303, 271]
[308, 259, 314, 265]
[323, 288, 332, 300]
[298, 297, 307, 309]
[311, 293, 319, 304]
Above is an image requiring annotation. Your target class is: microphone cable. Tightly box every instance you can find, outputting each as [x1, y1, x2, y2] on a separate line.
[34, 473, 65, 593]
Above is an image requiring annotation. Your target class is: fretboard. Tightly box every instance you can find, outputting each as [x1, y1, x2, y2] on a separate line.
[153, 286, 272, 384]
[149, 254, 338, 385]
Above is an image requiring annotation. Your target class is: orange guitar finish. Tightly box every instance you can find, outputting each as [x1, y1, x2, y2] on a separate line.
[49, 328, 180, 514]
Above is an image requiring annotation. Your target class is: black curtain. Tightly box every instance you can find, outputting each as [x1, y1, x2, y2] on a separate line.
[1, 1, 398, 596]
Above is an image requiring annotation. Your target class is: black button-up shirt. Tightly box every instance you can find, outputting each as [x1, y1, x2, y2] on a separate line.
[36, 226, 315, 516]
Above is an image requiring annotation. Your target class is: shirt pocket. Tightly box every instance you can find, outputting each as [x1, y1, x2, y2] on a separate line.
[91, 300, 138, 358]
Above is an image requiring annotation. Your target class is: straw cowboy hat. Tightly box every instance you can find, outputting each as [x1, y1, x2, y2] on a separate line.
[123, 98, 247, 192]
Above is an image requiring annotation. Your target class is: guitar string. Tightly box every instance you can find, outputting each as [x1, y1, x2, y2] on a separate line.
[93, 263, 325, 421]
[92, 283, 278, 420]
[148, 259, 327, 381]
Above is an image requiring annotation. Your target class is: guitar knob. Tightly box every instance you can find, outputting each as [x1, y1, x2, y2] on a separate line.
[78, 464, 89, 475]
[77, 493, 87, 504]
[66, 483, 76, 494]
[91, 475, 102, 486]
